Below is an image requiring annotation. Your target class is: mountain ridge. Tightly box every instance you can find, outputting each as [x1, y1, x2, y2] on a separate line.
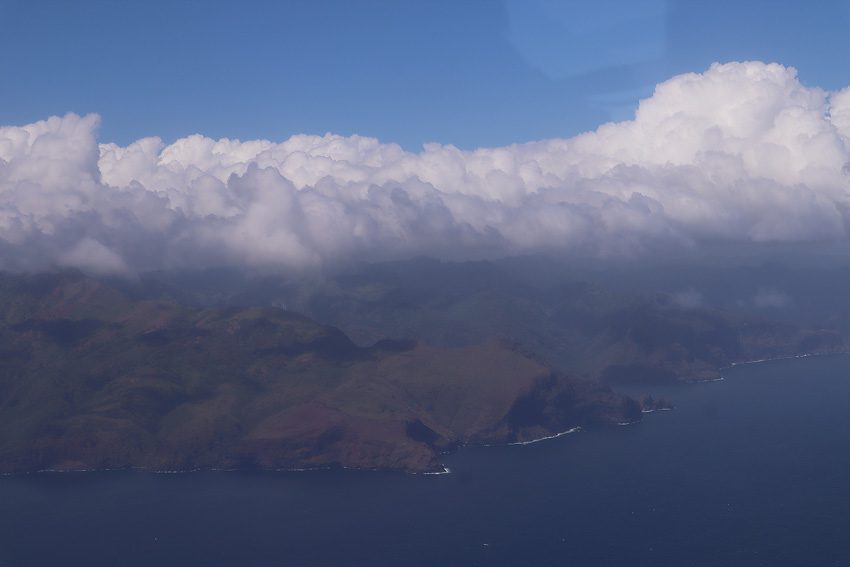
[0, 271, 638, 474]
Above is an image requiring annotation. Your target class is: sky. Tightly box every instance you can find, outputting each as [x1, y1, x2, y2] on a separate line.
[2, 0, 850, 149]
[2, 1, 850, 275]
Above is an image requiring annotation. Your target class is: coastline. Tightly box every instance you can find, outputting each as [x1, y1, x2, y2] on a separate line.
[506, 426, 582, 446]
[721, 351, 845, 373]
[7, 353, 843, 479]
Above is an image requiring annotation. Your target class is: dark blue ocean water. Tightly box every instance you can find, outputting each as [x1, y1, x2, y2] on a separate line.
[2, 355, 850, 566]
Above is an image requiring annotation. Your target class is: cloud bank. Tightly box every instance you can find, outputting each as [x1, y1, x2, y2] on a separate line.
[2, 61, 850, 274]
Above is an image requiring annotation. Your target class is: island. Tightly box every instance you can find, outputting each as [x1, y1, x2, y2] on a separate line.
[0, 272, 639, 474]
[0, 268, 843, 474]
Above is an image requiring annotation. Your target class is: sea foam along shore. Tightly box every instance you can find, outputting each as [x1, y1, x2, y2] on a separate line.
[724, 352, 820, 370]
[506, 426, 582, 446]
[422, 466, 452, 476]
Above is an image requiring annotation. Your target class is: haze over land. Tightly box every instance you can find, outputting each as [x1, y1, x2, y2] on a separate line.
[2, 62, 850, 274]
[2, 265, 842, 474]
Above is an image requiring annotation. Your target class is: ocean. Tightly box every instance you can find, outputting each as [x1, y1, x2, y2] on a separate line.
[2, 355, 849, 566]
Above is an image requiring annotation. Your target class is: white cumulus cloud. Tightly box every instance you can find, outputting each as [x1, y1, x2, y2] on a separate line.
[2, 61, 850, 274]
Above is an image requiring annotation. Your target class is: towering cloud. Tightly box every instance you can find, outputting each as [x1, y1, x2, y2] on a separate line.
[1, 62, 849, 274]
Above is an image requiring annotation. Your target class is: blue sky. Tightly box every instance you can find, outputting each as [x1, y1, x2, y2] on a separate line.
[2, 0, 850, 149]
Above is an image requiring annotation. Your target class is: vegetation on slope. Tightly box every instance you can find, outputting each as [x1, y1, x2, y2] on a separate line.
[0, 271, 638, 474]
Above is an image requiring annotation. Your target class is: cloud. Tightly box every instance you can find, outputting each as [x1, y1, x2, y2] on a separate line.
[59, 237, 129, 275]
[753, 288, 792, 308]
[2, 61, 850, 274]
[670, 289, 704, 309]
